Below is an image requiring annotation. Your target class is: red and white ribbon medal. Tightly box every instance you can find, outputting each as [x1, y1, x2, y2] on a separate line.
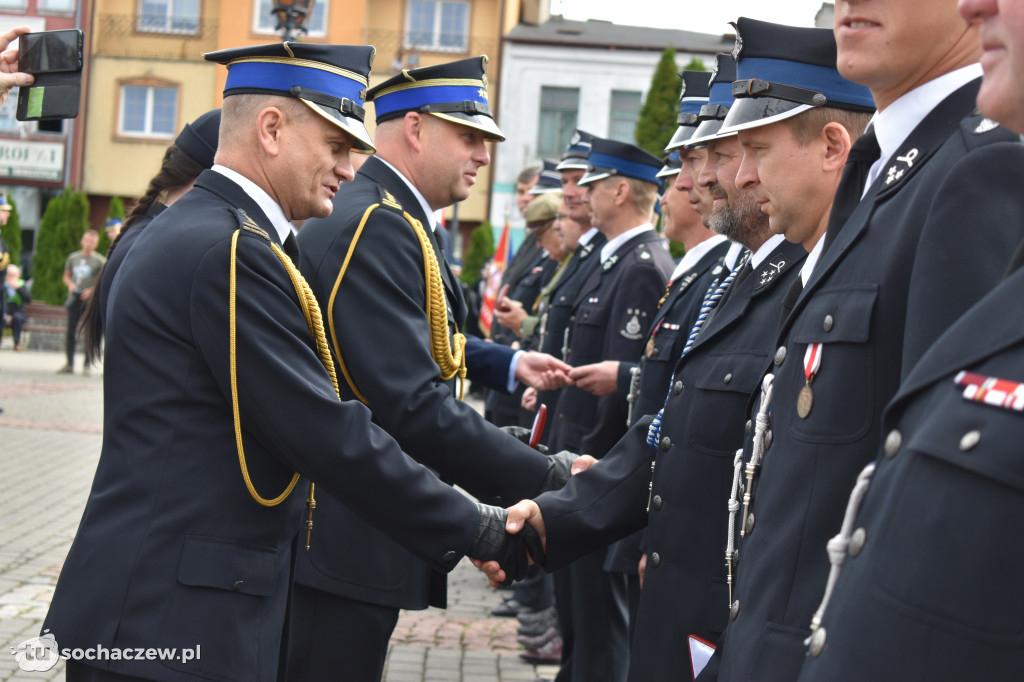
[798, 343, 822, 419]
[955, 370, 1024, 411]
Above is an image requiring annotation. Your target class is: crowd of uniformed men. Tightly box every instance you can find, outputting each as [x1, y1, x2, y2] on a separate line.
[7, 0, 1024, 679]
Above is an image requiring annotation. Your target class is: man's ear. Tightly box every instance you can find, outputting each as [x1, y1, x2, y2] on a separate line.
[613, 178, 630, 206]
[404, 112, 425, 153]
[822, 121, 854, 174]
[256, 106, 286, 157]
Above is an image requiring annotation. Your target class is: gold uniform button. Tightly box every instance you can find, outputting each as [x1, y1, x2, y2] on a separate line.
[730, 600, 740, 620]
[774, 346, 787, 366]
[959, 430, 981, 452]
[823, 315, 834, 332]
[808, 627, 826, 657]
[849, 527, 866, 557]
[884, 429, 902, 458]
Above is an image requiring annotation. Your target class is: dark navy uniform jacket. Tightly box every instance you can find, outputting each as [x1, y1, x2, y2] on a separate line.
[708, 79, 1024, 682]
[535, 238, 807, 681]
[534, 231, 606, 443]
[797, 262, 1024, 681]
[98, 202, 166, 328]
[41, 170, 478, 682]
[296, 157, 550, 611]
[547, 228, 673, 457]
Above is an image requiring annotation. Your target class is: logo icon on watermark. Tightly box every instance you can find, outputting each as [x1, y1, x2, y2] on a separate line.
[11, 629, 60, 672]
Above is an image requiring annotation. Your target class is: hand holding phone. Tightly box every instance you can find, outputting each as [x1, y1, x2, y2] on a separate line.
[0, 26, 34, 103]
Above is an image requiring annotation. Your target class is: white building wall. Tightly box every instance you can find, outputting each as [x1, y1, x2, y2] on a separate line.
[491, 40, 710, 230]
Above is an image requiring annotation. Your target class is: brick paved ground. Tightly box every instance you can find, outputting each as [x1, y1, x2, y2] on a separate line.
[0, 348, 558, 681]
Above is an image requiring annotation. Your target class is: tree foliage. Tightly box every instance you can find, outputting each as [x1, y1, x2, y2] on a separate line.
[635, 48, 684, 156]
[459, 221, 495, 286]
[1, 197, 21, 266]
[32, 188, 90, 304]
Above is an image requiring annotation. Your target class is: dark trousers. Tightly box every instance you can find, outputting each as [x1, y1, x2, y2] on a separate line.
[554, 550, 630, 682]
[514, 564, 554, 611]
[284, 583, 400, 682]
[7, 310, 24, 346]
[65, 294, 85, 365]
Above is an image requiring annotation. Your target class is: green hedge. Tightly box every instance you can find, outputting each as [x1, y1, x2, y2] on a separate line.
[31, 188, 91, 304]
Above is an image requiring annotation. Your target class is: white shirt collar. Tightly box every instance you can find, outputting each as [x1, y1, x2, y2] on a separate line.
[578, 227, 599, 246]
[212, 165, 293, 244]
[749, 233, 786, 269]
[724, 241, 745, 270]
[865, 63, 982, 192]
[800, 235, 827, 285]
[670, 234, 728, 282]
[374, 156, 437, 231]
[600, 223, 654, 263]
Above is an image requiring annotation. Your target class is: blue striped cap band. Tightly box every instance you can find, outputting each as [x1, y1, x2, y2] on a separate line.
[372, 82, 488, 119]
[737, 57, 874, 109]
[586, 151, 661, 184]
[225, 59, 366, 107]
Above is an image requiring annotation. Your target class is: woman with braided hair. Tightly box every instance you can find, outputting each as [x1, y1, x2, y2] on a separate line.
[82, 108, 220, 364]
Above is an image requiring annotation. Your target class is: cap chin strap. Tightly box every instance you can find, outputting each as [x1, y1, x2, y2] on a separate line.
[290, 85, 366, 121]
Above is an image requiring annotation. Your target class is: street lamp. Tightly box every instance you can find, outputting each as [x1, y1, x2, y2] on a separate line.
[271, 0, 315, 41]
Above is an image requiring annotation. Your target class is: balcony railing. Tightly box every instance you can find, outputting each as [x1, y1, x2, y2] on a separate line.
[93, 14, 219, 61]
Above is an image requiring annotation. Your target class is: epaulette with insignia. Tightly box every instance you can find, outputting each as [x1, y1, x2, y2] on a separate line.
[235, 208, 270, 240]
[380, 189, 403, 211]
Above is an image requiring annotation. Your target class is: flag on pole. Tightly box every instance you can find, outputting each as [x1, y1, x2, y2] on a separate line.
[478, 219, 513, 337]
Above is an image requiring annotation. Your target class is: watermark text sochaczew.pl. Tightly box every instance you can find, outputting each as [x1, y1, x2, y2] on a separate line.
[11, 630, 200, 672]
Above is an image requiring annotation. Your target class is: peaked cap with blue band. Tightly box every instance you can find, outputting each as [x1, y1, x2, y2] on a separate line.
[204, 42, 375, 153]
[529, 159, 564, 195]
[368, 56, 504, 141]
[686, 54, 737, 147]
[579, 137, 662, 187]
[556, 129, 598, 171]
[720, 17, 875, 134]
[666, 70, 711, 151]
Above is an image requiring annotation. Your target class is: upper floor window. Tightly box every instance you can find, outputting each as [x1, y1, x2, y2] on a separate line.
[119, 82, 178, 139]
[537, 86, 578, 158]
[253, 0, 327, 38]
[405, 0, 469, 52]
[608, 90, 641, 144]
[138, 0, 200, 34]
[0, 0, 27, 11]
[38, 0, 75, 13]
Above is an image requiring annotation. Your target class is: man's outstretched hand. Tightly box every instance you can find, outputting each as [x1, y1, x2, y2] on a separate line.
[515, 351, 572, 391]
[467, 503, 545, 587]
[474, 500, 547, 588]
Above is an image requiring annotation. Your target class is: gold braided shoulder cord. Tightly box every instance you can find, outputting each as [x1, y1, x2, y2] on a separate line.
[327, 204, 468, 403]
[229, 229, 341, 548]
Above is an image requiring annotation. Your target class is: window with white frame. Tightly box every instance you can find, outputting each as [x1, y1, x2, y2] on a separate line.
[138, 0, 200, 34]
[608, 90, 642, 144]
[253, 0, 327, 37]
[537, 86, 579, 158]
[405, 0, 469, 52]
[119, 83, 178, 139]
[0, 0, 27, 10]
[38, 0, 74, 12]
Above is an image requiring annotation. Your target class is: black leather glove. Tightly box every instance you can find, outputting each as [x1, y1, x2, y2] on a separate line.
[468, 504, 546, 586]
[500, 425, 549, 453]
[534, 450, 579, 494]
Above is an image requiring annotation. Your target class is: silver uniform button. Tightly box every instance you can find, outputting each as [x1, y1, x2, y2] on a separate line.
[730, 600, 740, 620]
[849, 527, 866, 557]
[764, 429, 773, 450]
[959, 429, 981, 452]
[774, 346, 787, 366]
[884, 429, 902, 458]
[808, 627, 826, 657]
[674, 381, 683, 395]
[651, 494, 662, 510]
[744, 512, 755, 536]
[650, 552, 661, 567]
[823, 314, 834, 332]
[724, 373, 733, 384]
[745, 419, 753, 435]
[660, 436, 671, 451]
